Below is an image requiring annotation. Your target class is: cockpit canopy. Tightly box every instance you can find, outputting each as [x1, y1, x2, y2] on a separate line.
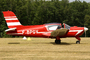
[44, 23, 70, 31]
[63, 23, 70, 29]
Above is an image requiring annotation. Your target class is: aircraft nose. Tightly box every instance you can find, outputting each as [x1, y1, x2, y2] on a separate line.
[84, 27, 88, 31]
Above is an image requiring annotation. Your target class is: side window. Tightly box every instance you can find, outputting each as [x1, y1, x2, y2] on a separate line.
[57, 25, 61, 29]
[48, 25, 58, 30]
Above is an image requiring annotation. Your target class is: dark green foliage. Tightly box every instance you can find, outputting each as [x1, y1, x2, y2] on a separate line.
[0, 0, 90, 37]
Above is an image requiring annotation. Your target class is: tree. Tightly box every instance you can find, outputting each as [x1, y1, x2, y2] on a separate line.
[0, 0, 90, 37]
[84, 15, 90, 37]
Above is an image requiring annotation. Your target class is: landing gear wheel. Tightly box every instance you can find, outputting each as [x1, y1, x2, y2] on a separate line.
[76, 41, 80, 44]
[55, 40, 61, 44]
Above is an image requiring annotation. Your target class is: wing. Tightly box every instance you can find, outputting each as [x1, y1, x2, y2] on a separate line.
[51, 28, 69, 37]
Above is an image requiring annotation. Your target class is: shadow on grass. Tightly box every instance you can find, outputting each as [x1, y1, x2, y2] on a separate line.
[8, 42, 20, 44]
[50, 42, 71, 45]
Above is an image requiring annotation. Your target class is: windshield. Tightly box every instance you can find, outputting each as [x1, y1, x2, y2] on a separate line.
[44, 23, 61, 31]
[64, 23, 70, 29]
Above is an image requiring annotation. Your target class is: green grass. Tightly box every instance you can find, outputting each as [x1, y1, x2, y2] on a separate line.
[0, 37, 90, 60]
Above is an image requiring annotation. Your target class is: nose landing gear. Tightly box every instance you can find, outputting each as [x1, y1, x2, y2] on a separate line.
[76, 37, 81, 44]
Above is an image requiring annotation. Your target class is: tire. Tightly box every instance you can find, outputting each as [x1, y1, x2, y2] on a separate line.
[76, 41, 80, 44]
[55, 40, 61, 44]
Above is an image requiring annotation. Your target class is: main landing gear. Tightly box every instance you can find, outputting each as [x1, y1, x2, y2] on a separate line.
[55, 37, 61, 44]
[55, 40, 61, 44]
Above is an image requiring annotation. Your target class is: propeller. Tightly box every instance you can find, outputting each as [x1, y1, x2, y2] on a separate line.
[84, 27, 88, 37]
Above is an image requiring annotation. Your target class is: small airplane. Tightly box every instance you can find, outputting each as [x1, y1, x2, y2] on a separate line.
[2, 11, 88, 44]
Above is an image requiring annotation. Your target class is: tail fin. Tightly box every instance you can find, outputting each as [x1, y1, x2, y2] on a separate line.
[2, 10, 22, 28]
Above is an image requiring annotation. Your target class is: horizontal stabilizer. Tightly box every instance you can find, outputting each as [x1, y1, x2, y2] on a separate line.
[5, 28, 16, 32]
